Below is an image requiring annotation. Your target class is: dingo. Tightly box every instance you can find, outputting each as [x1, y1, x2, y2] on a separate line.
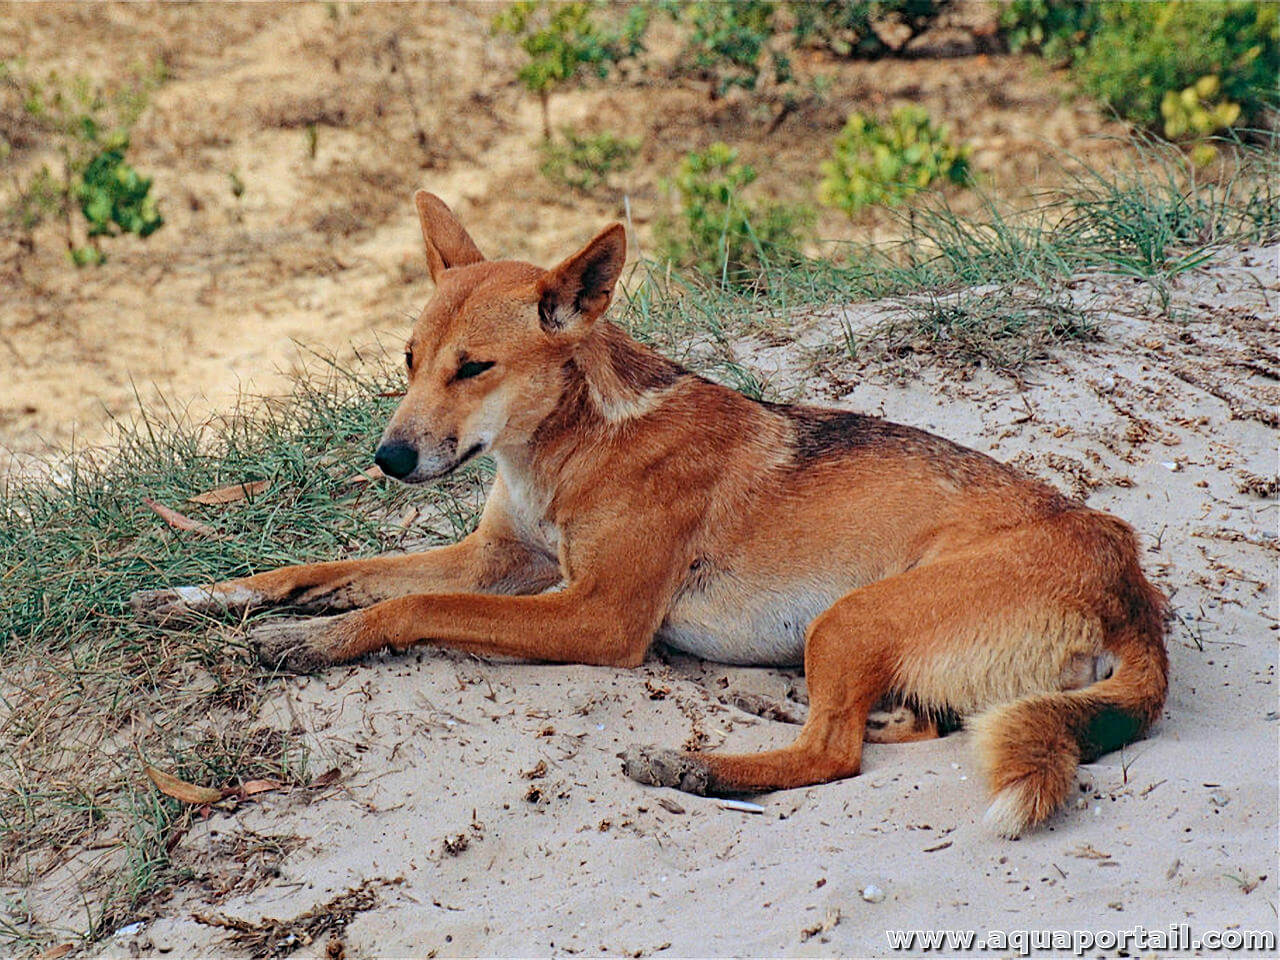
[134, 192, 1168, 837]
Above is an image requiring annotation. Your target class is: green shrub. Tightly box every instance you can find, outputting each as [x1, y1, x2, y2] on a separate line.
[1161, 75, 1243, 166]
[998, 0, 1100, 63]
[538, 127, 640, 193]
[77, 136, 163, 240]
[657, 142, 811, 285]
[1073, 2, 1279, 133]
[1, 61, 164, 264]
[663, 0, 788, 97]
[819, 106, 971, 216]
[491, 1, 649, 138]
[794, 0, 950, 59]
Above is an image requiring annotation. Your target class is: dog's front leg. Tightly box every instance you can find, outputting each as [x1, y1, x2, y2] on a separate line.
[251, 587, 653, 673]
[131, 534, 559, 625]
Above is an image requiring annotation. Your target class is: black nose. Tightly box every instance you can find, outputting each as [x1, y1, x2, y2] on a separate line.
[374, 442, 418, 479]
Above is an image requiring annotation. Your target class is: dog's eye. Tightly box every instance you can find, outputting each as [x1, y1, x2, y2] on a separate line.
[404, 346, 414, 371]
[455, 360, 494, 381]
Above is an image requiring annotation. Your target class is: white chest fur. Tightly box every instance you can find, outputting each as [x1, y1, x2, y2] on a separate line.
[493, 451, 561, 557]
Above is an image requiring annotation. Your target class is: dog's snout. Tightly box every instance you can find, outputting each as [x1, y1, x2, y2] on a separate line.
[374, 442, 419, 480]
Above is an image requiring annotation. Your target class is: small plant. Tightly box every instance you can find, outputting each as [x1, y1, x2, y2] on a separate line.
[819, 106, 971, 216]
[491, 1, 649, 139]
[665, 0, 789, 98]
[998, 0, 1100, 63]
[76, 136, 163, 239]
[1, 60, 165, 265]
[538, 127, 640, 193]
[1072, 2, 1278, 135]
[1161, 75, 1242, 166]
[657, 142, 810, 286]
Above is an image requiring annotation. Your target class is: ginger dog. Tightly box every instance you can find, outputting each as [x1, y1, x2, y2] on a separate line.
[133, 192, 1168, 837]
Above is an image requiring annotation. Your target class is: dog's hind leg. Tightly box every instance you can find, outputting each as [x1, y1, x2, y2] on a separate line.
[623, 521, 1111, 797]
[623, 590, 896, 793]
[865, 698, 943, 744]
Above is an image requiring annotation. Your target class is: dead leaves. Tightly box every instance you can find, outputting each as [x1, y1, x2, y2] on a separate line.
[144, 764, 342, 809]
[145, 764, 225, 805]
[143, 498, 225, 540]
[188, 480, 270, 505]
[144, 478, 268, 539]
[341, 465, 384, 489]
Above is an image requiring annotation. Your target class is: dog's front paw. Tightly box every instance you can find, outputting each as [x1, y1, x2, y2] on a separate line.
[131, 584, 261, 625]
[621, 745, 711, 795]
[250, 615, 358, 674]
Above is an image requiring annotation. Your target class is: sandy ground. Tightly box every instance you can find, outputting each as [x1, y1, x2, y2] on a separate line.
[61, 244, 1276, 958]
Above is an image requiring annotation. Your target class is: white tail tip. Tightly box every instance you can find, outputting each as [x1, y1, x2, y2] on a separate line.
[983, 784, 1031, 839]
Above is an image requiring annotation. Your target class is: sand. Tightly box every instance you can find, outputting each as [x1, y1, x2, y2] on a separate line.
[80, 243, 1279, 959]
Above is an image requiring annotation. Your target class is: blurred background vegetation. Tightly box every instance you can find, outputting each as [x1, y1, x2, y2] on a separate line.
[0, 0, 1274, 456]
[4, 1, 1275, 277]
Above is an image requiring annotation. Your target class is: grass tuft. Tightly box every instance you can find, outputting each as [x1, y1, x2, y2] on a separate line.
[0, 351, 488, 950]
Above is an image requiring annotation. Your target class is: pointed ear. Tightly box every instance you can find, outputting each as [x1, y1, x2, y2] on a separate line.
[413, 190, 485, 283]
[537, 223, 626, 335]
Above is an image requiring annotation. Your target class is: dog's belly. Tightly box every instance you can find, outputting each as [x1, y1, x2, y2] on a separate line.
[656, 576, 840, 666]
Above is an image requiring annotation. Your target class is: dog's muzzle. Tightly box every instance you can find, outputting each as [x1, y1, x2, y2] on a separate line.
[374, 437, 484, 483]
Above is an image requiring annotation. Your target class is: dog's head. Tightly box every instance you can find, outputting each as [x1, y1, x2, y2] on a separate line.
[375, 191, 626, 483]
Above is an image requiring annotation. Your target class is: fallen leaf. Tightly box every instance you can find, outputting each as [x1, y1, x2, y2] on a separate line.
[144, 764, 224, 805]
[310, 767, 342, 789]
[344, 466, 384, 485]
[40, 945, 74, 960]
[187, 480, 269, 505]
[237, 778, 285, 798]
[143, 499, 224, 539]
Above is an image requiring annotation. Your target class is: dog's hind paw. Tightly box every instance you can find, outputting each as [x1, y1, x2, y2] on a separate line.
[250, 615, 356, 674]
[620, 745, 711, 795]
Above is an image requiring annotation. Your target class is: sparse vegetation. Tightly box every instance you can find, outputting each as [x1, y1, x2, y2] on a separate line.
[1072, 2, 1278, 136]
[998, 0, 1099, 63]
[819, 105, 971, 217]
[657, 142, 811, 288]
[0, 60, 165, 266]
[1003, 0, 1279, 158]
[491, 0, 649, 138]
[665, 1, 951, 97]
[793, 0, 951, 59]
[856, 287, 1095, 373]
[0, 354, 489, 949]
[538, 127, 640, 194]
[664, 0, 791, 98]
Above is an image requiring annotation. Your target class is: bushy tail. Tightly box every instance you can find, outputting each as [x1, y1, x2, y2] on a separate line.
[972, 587, 1168, 838]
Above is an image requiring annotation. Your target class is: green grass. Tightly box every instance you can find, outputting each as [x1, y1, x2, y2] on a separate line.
[0, 351, 490, 950]
[1, 133, 1276, 952]
[855, 287, 1098, 373]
